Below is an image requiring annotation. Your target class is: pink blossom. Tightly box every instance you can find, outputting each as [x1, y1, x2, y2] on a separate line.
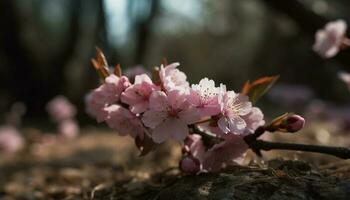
[218, 91, 252, 134]
[313, 20, 347, 58]
[85, 92, 108, 123]
[142, 90, 200, 143]
[0, 126, 24, 154]
[183, 134, 205, 161]
[180, 134, 205, 173]
[121, 74, 159, 114]
[241, 107, 265, 135]
[58, 119, 79, 139]
[199, 106, 262, 146]
[202, 134, 248, 172]
[159, 62, 190, 92]
[46, 96, 76, 122]
[182, 134, 248, 172]
[105, 105, 144, 138]
[189, 78, 226, 116]
[86, 75, 130, 122]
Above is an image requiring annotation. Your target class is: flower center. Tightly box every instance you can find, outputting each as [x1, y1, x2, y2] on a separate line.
[227, 98, 244, 116]
[168, 109, 178, 117]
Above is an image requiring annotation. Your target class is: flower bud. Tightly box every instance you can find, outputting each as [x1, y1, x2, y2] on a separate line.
[285, 114, 305, 133]
[179, 156, 201, 174]
[266, 113, 305, 133]
[152, 66, 161, 85]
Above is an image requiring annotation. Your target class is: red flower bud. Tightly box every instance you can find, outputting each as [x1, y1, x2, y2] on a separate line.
[179, 157, 201, 174]
[286, 115, 305, 133]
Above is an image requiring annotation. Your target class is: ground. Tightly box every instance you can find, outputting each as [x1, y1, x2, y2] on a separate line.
[1, 123, 350, 200]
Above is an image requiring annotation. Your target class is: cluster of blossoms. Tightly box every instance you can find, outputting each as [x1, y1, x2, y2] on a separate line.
[86, 61, 267, 173]
[47, 96, 79, 139]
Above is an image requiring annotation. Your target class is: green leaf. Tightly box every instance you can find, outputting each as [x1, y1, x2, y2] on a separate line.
[241, 75, 279, 104]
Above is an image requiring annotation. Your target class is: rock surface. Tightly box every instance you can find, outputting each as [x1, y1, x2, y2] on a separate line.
[1, 131, 350, 199]
[91, 160, 350, 200]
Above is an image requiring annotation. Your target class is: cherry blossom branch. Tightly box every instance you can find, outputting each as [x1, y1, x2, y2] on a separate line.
[191, 124, 350, 159]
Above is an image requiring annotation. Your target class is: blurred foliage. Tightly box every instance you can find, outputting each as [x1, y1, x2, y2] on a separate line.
[1, 0, 350, 122]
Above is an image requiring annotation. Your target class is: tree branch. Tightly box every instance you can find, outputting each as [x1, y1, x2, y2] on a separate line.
[191, 124, 350, 159]
[249, 139, 350, 159]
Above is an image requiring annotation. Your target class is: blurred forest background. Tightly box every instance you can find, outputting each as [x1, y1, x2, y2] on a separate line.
[1, 0, 350, 125]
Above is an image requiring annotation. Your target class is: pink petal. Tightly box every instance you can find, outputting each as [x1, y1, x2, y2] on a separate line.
[130, 101, 149, 114]
[105, 74, 120, 84]
[202, 135, 248, 172]
[199, 105, 221, 116]
[152, 117, 188, 143]
[178, 107, 201, 124]
[242, 107, 265, 134]
[142, 110, 167, 129]
[188, 89, 201, 106]
[167, 90, 188, 110]
[234, 94, 252, 116]
[218, 117, 230, 134]
[134, 74, 152, 84]
[228, 116, 247, 134]
[121, 88, 142, 105]
[105, 105, 144, 138]
[149, 91, 169, 111]
[184, 134, 205, 162]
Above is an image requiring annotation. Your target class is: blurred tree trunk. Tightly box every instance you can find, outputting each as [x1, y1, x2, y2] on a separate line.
[77, 0, 110, 122]
[0, 0, 82, 117]
[130, 0, 160, 65]
[50, 0, 82, 95]
[94, 0, 109, 56]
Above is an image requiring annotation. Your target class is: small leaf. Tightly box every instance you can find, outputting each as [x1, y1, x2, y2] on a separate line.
[114, 64, 122, 77]
[135, 133, 156, 156]
[91, 47, 110, 80]
[152, 66, 161, 85]
[95, 47, 108, 67]
[267, 112, 290, 131]
[241, 75, 279, 104]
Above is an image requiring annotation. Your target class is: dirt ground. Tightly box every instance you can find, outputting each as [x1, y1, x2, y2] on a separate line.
[1, 122, 350, 200]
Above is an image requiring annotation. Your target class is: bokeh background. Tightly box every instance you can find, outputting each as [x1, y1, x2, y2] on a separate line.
[2, 1, 350, 198]
[1, 0, 350, 125]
